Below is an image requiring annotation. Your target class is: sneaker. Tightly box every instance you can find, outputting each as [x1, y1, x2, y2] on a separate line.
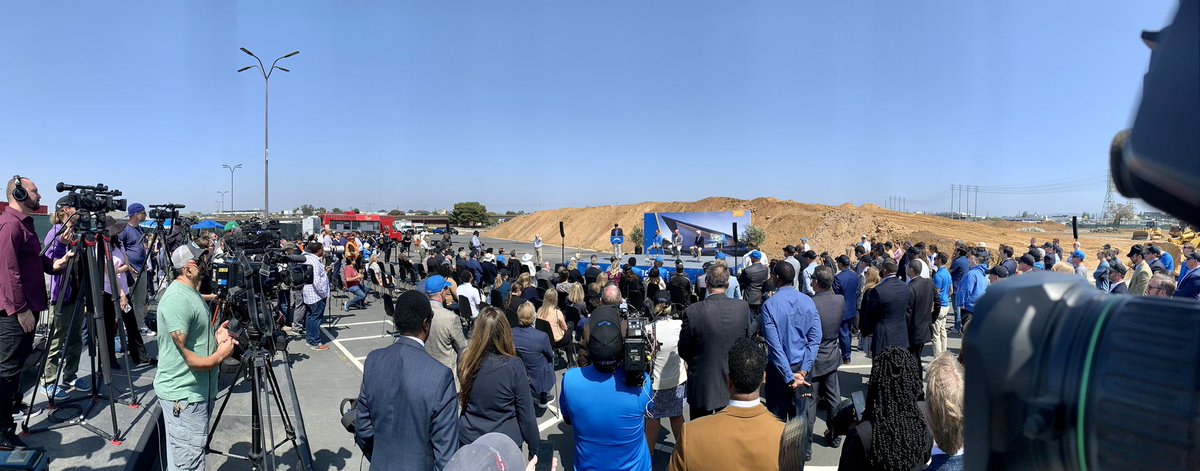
[71, 378, 92, 393]
[309, 343, 330, 351]
[342, 302, 349, 312]
[140, 327, 156, 337]
[11, 403, 42, 421]
[43, 384, 69, 401]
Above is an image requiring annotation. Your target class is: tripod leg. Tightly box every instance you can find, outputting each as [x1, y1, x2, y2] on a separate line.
[259, 358, 277, 471]
[205, 357, 246, 451]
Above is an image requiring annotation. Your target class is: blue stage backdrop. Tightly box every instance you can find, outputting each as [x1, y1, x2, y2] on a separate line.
[643, 211, 752, 256]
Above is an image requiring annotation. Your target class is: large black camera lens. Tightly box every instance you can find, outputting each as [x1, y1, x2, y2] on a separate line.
[963, 272, 1200, 470]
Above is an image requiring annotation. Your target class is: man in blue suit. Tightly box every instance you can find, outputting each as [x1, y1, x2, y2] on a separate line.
[1175, 252, 1200, 301]
[355, 290, 459, 470]
[831, 255, 860, 364]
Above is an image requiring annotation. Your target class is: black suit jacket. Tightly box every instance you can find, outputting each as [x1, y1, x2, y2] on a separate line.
[356, 336, 459, 470]
[738, 263, 769, 307]
[457, 354, 539, 452]
[810, 291, 845, 378]
[679, 295, 752, 412]
[906, 277, 939, 347]
[1110, 281, 1129, 294]
[861, 277, 911, 356]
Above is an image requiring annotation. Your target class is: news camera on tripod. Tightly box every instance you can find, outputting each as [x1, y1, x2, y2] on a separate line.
[199, 218, 315, 471]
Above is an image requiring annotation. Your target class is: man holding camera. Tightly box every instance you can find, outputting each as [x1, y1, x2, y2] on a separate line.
[155, 242, 238, 470]
[301, 242, 331, 351]
[1, 176, 73, 447]
[561, 317, 653, 471]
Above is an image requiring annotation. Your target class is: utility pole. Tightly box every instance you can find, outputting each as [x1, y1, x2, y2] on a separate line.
[974, 186, 979, 220]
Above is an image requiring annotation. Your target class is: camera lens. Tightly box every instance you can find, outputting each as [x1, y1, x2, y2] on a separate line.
[963, 272, 1200, 470]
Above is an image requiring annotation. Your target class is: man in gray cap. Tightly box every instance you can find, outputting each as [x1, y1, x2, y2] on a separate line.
[156, 242, 238, 471]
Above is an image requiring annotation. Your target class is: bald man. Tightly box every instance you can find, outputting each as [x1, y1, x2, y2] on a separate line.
[1, 176, 73, 447]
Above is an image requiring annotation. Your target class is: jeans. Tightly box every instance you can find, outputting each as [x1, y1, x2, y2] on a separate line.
[346, 286, 367, 310]
[838, 318, 854, 362]
[129, 271, 151, 330]
[305, 299, 326, 347]
[952, 304, 962, 332]
[278, 291, 293, 325]
[162, 399, 212, 471]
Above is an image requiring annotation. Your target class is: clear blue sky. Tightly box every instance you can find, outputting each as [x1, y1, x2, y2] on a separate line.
[0, 1, 1176, 216]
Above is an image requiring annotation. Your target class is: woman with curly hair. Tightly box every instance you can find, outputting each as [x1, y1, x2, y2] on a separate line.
[457, 307, 539, 452]
[838, 346, 932, 471]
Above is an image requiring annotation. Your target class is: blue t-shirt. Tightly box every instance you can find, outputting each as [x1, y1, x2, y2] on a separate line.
[932, 267, 952, 307]
[560, 366, 652, 471]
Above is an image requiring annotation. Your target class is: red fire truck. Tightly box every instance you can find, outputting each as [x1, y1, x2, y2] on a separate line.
[319, 212, 406, 241]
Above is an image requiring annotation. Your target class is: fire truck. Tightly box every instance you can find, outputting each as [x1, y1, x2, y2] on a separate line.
[319, 212, 407, 241]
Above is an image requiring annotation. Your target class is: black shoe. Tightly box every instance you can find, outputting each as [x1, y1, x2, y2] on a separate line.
[824, 429, 842, 448]
[0, 431, 27, 449]
[108, 358, 122, 370]
[804, 451, 812, 462]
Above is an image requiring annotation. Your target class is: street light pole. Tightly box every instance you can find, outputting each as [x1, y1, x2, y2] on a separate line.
[222, 163, 242, 211]
[217, 191, 228, 212]
[239, 48, 299, 219]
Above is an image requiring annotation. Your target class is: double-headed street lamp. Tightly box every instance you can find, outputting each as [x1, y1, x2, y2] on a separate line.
[222, 163, 242, 211]
[238, 47, 299, 218]
[217, 190, 228, 212]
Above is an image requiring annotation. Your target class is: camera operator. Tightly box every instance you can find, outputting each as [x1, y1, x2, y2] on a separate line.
[301, 242, 332, 351]
[155, 237, 238, 471]
[577, 284, 628, 365]
[40, 197, 93, 400]
[560, 317, 652, 471]
[118, 202, 154, 337]
[0, 176, 73, 447]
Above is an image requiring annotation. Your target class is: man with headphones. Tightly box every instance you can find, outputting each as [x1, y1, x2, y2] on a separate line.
[0, 176, 73, 447]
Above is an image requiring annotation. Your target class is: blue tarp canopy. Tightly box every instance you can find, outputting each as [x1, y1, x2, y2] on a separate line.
[191, 220, 225, 230]
[139, 218, 172, 229]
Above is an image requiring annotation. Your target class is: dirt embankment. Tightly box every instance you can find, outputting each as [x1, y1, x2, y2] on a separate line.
[486, 197, 1135, 257]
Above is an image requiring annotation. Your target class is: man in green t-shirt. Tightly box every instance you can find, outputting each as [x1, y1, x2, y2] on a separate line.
[154, 243, 237, 470]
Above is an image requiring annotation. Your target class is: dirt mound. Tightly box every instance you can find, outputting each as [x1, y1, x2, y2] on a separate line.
[486, 197, 1131, 257]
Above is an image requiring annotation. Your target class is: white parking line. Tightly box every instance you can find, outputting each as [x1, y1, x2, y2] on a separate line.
[325, 320, 393, 328]
[321, 325, 364, 371]
[335, 333, 397, 342]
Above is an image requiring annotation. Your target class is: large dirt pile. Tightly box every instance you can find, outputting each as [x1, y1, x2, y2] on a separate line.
[487, 197, 1127, 257]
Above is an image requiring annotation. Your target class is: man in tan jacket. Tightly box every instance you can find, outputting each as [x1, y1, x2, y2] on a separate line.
[1127, 245, 1154, 296]
[424, 275, 467, 386]
[669, 337, 785, 471]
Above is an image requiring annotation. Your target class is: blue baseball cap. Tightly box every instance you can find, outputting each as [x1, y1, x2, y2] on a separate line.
[1071, 250, 1086, 261]
[127, 203, 145, 217]
[750, 250, 762, 260]
[655, 256, 663, 263]
[424, 275, 450, 295]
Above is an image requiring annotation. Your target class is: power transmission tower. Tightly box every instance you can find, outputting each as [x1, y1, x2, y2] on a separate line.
[1102, 169, 1118, 223]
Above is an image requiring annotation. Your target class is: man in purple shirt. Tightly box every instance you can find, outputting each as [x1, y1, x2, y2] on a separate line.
[759, 262, 821, 426]
[0, 176, 72, 447]
[40, 198, 94, 401]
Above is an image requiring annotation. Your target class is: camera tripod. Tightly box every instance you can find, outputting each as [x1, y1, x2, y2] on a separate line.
[22, 227, 141, 444]
[206, 254, 314, 471]
[205, 338, 313, 471]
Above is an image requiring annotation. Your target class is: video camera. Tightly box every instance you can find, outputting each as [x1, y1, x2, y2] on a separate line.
[211, 219, 313, 342]
[964, 6, 1200, 470]
[56, 182, 126, 234]
[619, 303, 654, 388]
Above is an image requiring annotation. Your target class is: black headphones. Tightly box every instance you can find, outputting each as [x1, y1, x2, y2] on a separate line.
[10, 175, 28, 202]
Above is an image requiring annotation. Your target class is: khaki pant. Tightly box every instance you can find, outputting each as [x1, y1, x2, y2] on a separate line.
[535, 247, 543, 265]
[932, 305, 950, 355]
[42, 300, 85, 387]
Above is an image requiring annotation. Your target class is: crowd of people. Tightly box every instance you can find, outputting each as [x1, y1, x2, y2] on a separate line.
[2, 174, 1196, 470]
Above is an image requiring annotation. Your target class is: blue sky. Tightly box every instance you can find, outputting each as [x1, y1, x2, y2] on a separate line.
[0, 1, 1176, 216]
